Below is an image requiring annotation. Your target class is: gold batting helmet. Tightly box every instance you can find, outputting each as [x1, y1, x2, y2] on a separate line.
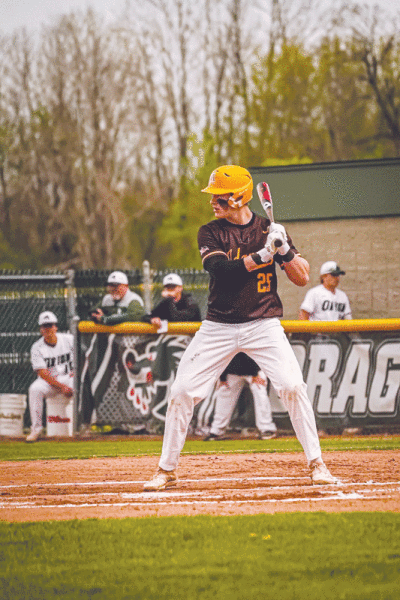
[201, 165, 253, 208]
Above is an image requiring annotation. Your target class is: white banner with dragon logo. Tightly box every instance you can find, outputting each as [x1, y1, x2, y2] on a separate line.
[78, 330, 400, 434]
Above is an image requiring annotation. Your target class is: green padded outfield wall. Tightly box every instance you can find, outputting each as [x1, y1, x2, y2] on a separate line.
[249, 158, 400, 221]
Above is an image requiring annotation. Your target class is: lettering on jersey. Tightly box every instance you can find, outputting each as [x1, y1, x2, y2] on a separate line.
[321, 300, 346, 313]
[44, 352, 72, 374]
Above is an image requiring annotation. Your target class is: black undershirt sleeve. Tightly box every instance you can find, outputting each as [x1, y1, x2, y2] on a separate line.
[203, 254, 248, 283]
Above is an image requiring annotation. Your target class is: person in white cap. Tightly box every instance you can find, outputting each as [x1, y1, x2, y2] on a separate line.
[143, 273, 201, 330]
[299, 261, 352, 321]
[26, 311, 74, 442]
[90, 271, 145, 325]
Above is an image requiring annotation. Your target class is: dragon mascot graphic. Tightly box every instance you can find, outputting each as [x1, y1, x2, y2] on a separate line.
[80, 332, 191, 429]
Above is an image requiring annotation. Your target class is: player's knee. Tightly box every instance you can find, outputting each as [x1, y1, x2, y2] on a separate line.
[279, 382, 307, 403]
[29, 379, 42, 394]
[170, 379, 192, 405]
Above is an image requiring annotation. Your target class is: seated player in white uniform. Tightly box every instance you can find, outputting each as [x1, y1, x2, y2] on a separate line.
[205, 353, 277, 440]
[26, 311, 74, 442]
[299, 261, 352, 321]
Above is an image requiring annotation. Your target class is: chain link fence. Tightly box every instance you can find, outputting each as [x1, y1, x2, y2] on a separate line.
[0, 272, 71, 397]
[73, 266, 209, 321]
[0, 266, 209, 430]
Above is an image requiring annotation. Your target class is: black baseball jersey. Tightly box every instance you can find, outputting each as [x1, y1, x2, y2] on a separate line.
[198, 212, 298, 323]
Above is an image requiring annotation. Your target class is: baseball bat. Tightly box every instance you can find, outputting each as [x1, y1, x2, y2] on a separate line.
[256, 182, 283, 247]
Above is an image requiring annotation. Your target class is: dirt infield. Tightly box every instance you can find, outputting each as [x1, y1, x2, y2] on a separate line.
[1, 448, 399, 521]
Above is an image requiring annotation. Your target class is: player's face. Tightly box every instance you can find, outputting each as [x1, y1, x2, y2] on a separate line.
[324, 274, 340, 290]
[40, 323, 58, 342]
[162, 284, 182, 301]
[107, 283, 127, 301]
[210, 194, 234, 219]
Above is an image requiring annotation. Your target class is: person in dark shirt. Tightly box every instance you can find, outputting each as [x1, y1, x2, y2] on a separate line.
[144, 165, 337, 491]
[204, 352, 277, 440]
[143, 273, 201, 329]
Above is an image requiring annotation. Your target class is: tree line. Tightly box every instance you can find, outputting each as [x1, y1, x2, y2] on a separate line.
[0, 0, 399, 270]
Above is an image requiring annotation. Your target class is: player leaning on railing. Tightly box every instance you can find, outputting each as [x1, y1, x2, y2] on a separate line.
[144, 165, 337, 491]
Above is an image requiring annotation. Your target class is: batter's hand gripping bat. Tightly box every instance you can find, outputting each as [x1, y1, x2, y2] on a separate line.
[256, 182, 282, 247]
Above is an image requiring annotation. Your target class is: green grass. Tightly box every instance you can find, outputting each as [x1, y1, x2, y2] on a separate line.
[1, 514, 400, 599]
[1, 435, 400, 462]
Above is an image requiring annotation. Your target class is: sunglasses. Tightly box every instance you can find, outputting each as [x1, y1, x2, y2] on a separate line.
[215, 196, 230, 207]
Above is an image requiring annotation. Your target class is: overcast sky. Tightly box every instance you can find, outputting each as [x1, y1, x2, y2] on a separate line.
[0, 0, 129, 34]
[0, 0, 399, 35]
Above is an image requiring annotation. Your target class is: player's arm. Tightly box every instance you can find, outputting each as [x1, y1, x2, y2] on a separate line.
[167, 298, 201, 322]
[299, 288, 314, 319]
[203, 254, 249, 286]
[242, 223, 308, 282]
[299, 309, 311, 320]
[199, 225, 249, 283]
[282, 254, 310, 287]
[102, 299, 145, 325]
[36, 369, 74, 397]
[343, 295, 353, 320]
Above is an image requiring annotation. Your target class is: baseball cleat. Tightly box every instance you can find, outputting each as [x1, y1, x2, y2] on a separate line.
[25, 430, 43, 443]
[310, 460, 338, 485]
[259, 431, 277, 440]
[203, 432, 226, 441]
[143, 468, 177, 491]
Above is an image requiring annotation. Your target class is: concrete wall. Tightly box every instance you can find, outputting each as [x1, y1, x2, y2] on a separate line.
[278, 216, 400, 320]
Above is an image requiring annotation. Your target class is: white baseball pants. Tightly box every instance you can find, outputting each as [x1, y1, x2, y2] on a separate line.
[159, 318, 322, 471]
[210, 374, 277, 436]
[28, 374, 73, 434]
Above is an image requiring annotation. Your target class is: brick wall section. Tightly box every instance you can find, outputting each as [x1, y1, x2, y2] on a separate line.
[278, 216, 400, 320]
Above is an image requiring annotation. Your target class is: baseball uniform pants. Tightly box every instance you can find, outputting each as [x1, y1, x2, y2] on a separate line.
[159, 318, 322, 471]
[210, 374, 277, 436]
[28, 373, 73, 434]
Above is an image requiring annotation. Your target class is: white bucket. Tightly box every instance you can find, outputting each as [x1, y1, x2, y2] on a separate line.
[0, 394, 27, 437]
[46, 395, 73, 437]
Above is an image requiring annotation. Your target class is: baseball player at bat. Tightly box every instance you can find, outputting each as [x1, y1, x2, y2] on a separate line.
[144, 165, 337, 491]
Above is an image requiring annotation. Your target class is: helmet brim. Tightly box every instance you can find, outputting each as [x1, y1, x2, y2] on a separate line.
[201, 185, 231, 194]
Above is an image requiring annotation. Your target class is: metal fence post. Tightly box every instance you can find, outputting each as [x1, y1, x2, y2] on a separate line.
[71, 315, 81, 435]
[65, 269, 76, 330]
[142, 260, 152, 313]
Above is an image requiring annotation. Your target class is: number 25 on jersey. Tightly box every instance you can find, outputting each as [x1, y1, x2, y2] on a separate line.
[257, 272, 272, 293]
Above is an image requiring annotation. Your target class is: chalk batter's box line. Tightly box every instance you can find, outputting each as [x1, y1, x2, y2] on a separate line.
[1, 477, 400, 491]
[1, 480, 399, 512]
[0, 492, 395, 510]
[0, 475, 309, 490]
[4, 484, 398, 506]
